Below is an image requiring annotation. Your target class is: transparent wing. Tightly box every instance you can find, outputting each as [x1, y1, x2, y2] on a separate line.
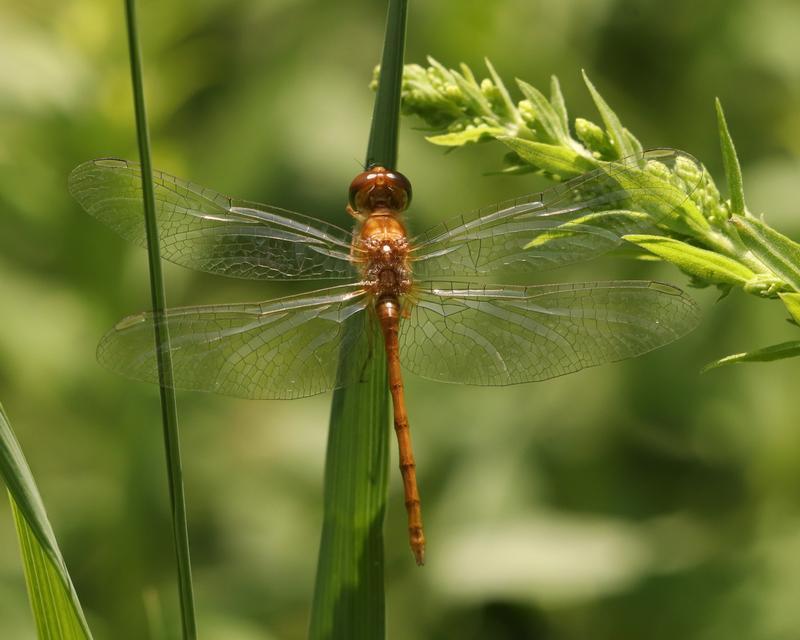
[69, 158, 358, 280]
[411, 149, 704, 278]
[98, 285, 372, 399]
[400, 281, 700, 385]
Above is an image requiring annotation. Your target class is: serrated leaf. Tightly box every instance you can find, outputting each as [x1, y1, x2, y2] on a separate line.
[582, 70, 637, 159]
[779, 292, 800, 324]
[0, 403, 93, 639]
[427, 125, 506, 147]
[732, 214, 800, 290]
[624, 234, 755, 286]
[702, 341, 800, 372]
[516, 79, 569, 145]
[715, 99, 745, 217]
[500, 136, 595, 178]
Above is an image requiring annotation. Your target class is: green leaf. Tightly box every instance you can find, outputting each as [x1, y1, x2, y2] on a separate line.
[309, 338, 390, 639]
[524, 210, 650, 250]
[365, 0, 408, 168]
[449, 67, 495, 120]
[0, 403, 93, 639]
[484, 58, 519, 125]
[779, 292, 800, 324]
[715, 98, 745, 217]
[581, 70, 637, 159]
[624, 234, 756, 286]
[732, 214, 800, 290]
[623, 126, 644, 158]
[426, 125, 506, 147]
[702, 341, 800, 372]
[549, 75, 569, 135]
[500, 136, 595, 178]
[516, 79, 569, 145]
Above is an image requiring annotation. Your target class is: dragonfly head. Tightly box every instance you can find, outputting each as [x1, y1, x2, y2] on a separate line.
[349, 166, 412, 214]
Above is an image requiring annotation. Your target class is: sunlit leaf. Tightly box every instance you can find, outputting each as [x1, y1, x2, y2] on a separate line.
[779, 292, 800, 325]
[715, 99, 745, 217]
[499, 137, 594, 178]
[732, 214, 800, 291]
[0, 403, 93, 639]
[582, 70, 638, 159]
[702, 341, 800, 372]
[426, 125, 506, 147]
[624, 234, 755, 286]
[516, 79, 569, 145]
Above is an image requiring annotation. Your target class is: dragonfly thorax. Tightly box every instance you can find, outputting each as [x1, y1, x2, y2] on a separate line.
[358, 217, 412, 298]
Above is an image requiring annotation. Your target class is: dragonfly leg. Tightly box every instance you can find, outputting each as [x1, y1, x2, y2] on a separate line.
[346, 204, 367, 223]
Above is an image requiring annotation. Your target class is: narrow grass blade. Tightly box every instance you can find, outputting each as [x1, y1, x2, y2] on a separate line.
[365, 0, 408, 169]
[0, 403, 93, 639]
[309, 343, 390, 639]
[310, 1, 406, 637]
[123, 1, 196, 637]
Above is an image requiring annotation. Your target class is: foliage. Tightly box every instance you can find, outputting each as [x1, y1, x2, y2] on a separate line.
[390, 57, 800, 370]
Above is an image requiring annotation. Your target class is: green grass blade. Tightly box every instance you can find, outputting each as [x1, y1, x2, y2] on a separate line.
[123, 1, 197, 637]
[365, 0, 408, 169]
[309, 1, 407, 638]
[308, 344, 390, 639]
[0, 403, 93, 639]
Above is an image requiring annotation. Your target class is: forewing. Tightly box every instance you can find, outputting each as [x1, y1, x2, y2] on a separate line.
[69, 158, 357, 280]
[411, 149, 704, 278]
[400, 281, 700, 385]
[98, 285, 371, 399]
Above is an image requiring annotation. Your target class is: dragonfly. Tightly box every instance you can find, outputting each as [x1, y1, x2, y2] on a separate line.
[69, 148, 701, 565]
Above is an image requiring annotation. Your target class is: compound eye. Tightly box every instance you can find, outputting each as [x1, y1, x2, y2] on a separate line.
[348, 170, 373, 211]
[385, 170, 412, 211]
[348, 166, 412, 213]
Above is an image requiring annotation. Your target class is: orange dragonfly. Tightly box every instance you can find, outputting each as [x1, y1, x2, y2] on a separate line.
[69, 149, 701, 565]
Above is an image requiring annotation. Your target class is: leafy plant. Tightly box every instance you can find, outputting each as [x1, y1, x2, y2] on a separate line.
[386, 57, 800, 369]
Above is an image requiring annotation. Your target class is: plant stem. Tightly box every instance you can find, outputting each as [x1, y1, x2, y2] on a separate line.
[123, 1, 197, 637]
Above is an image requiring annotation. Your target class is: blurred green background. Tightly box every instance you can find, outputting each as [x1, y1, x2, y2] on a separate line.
[2, 0, 800, 638]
